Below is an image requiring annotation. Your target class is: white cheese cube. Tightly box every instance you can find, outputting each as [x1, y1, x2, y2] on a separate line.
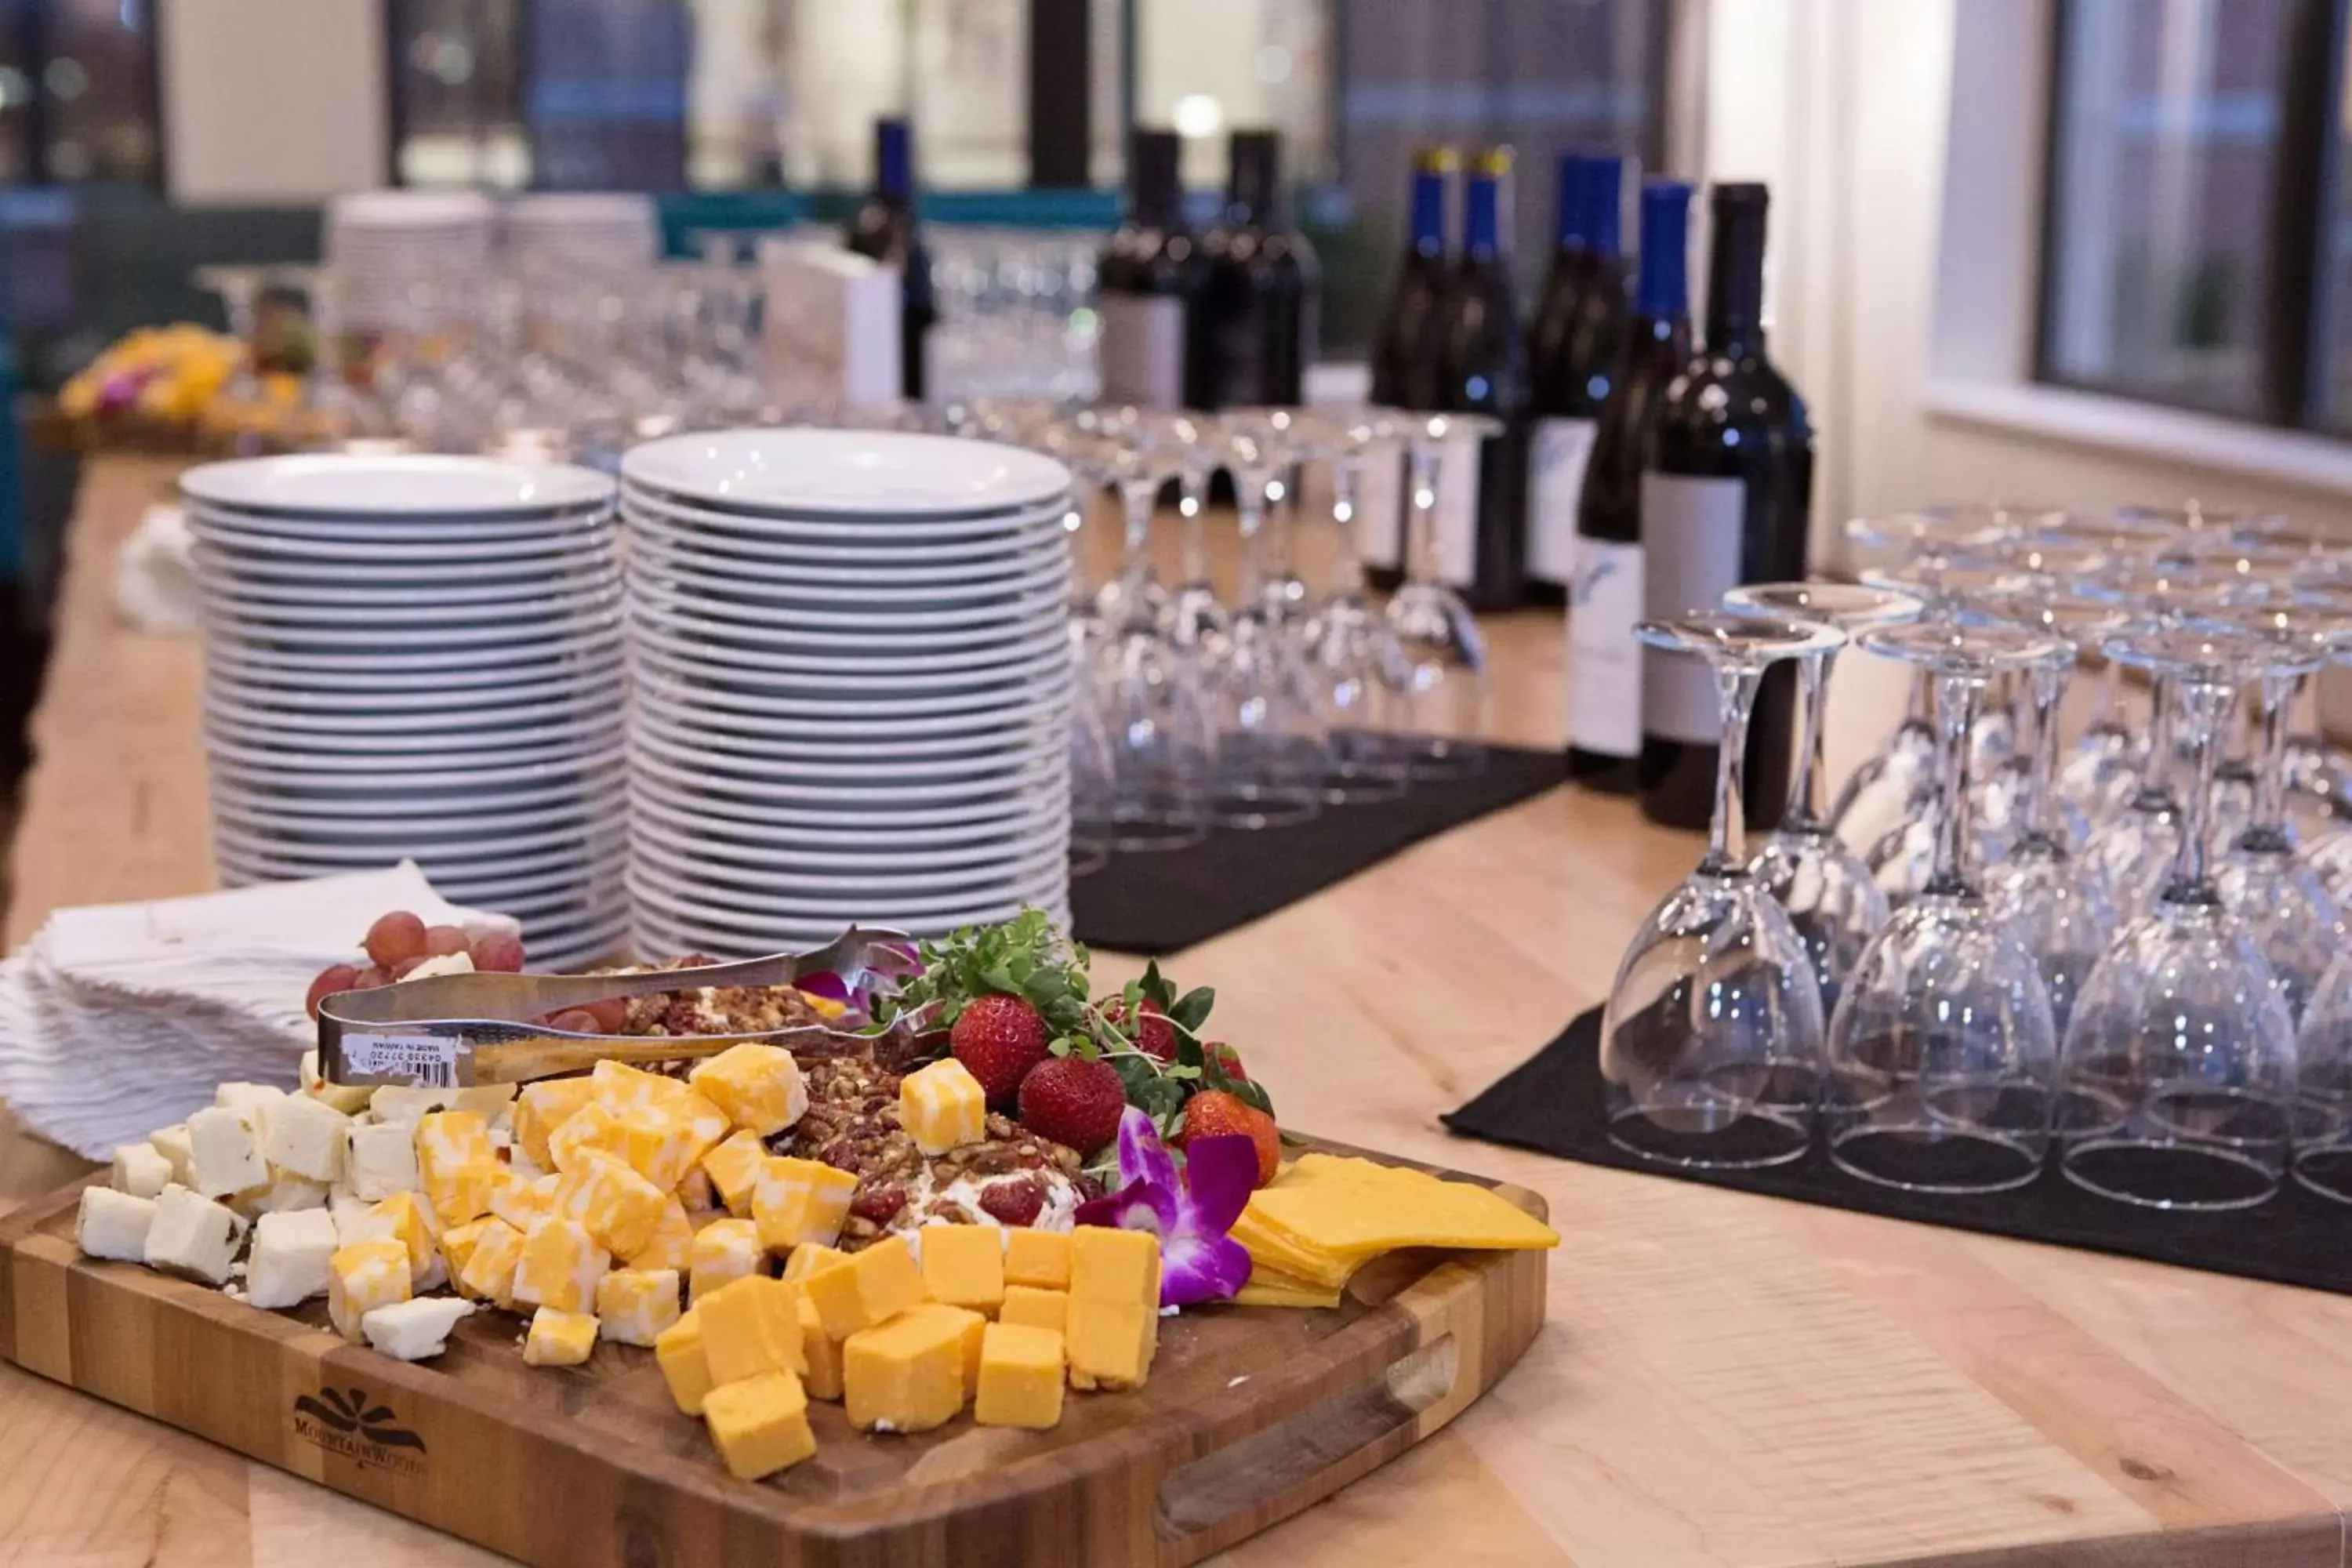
[360, 1295, 475, 1361]
[245, 1209, 339, 1308]
[231, 1174, 330, 1218]
[110, 1144, 172, 1200]
[370, 1086, 453, 1124]
[214, 1082, 287, 1113]
[405, 952, 475, 981]
[147, 1124, 194, 1187]
[185, 1106, 269, 1198]
[76, 1186, 157, 1261]
[452, 1083, 517, 1122]
[328, 1187, 376, 1249]
[258, 1094, 348, 1182]
[508, 1145, 546, 1182]
[143, 1185, 242, 1284]
[345, 1121, 422, 1201]
[299, 1050, 373, 1116]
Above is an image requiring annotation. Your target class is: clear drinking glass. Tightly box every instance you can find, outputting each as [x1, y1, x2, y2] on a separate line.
[1599, 612, 1845, 1170]
[1722, 582, 1924, 1018]
[1156, 413, 1234, 659]
[1385, 413, 1499, 780]
[2060, 622, 2299, 1210]
[1823, 619, 2070, 1194]
[1207, 424, 1327, 829]
[1301, 407, 1414, 804]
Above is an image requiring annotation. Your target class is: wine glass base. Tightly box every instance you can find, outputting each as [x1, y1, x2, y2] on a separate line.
[2060, 1139, 2282, 1210]
[1108, 808, 1210, 854]
[1825, 1123, 2045, 1194]
[2293, 1145, 2352, 1204]
[1321, 770, 1411, 805]
[1398, 737, 1488, 782]
[1069, 837, 1112, 878]
[1605, 1103, 1812, 1171]
[1208, 786, 1322, 831]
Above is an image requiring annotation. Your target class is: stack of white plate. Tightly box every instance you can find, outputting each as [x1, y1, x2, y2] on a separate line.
[324, 191, 497, 332]
[504, 193, 660, 272]
[619, 428, 1076, 956]
[182, 453, 629, 969]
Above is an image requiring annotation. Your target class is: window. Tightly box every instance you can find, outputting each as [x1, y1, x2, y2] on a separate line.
[0, 0, 161, 186]
[2040, 0, 2338, 428]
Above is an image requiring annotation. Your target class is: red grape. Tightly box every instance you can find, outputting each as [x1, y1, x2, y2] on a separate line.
[364, 911, 427, 969]
[422, 924, 470, 957]
[581, 998, 627, 1034]
[304, 964, 361, 1020]
[354, 964, 392, 989]
[548, 1010, 600, 1033]
[470, 931, 525, 973]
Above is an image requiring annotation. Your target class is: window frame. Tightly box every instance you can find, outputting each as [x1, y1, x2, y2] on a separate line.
[2033, 0, 2350, 430]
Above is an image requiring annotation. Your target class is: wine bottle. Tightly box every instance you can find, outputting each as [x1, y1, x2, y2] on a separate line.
[1523, 153, 1629, 608]
[1638, 182, 1815, 831]
[1363, 146, 1456, 592]
[1193, 129, 1320, 412]
[1425, 145, 1527, 612]
[843, 116, 937, 403]
[1097, 127, 1200, 409]
[1566, 179, 1692, 795]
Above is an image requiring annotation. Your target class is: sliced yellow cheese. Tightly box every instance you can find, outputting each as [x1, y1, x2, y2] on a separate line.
[1243, 1159, 1559, 1261]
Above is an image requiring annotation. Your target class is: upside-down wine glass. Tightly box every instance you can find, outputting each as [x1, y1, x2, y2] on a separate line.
[1300, 407, 1414, 802]
[1598, 612, 1844, 1169]
[1385, 413, 1499, 779]
[1157, 413, 1233, 659]
[1207, 424, 1327, 828]
[1722, 582, 1923, 1018]
[2060, 621, 2298, 1210]
[1823, 619, 2070, 1193]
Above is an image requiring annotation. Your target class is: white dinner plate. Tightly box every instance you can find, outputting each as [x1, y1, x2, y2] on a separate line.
[182, 452, 612, 520]
[211, 806, 625, 859]
[626, 607, 1062, 669]
[628, 867, 1066, 931]
[621, 428, 1068, 517]
[211, 745, 629, 797]
[202, 713, 622, 769]
[190, 516, 615, 565]
[622, 524, 1069, 590]
[626, 776, 1066, 842]
[626, 737, 1061, 804]
[622, 502, 1071, 572]
[192, 541, 620, 586]
[212, 770, 622, 824]
[206, 644, 622, 695]
[205, 617, 619, 671]
[626, 803, 1059, 869]
[215, 825, 626, 884]
[191, 555, 622, 610]
[201, 578, 623, 631]
[631, 694, 1069, 759]
[629, 828, 1064, 896]
[626, 548, 1068, 617]
[203, 681, 612, 735]
[626, 659, 1072, 731]
[625, 622, 1062, 685]
[626, 767, 1065, 831]
[628, 715, 1059, 783]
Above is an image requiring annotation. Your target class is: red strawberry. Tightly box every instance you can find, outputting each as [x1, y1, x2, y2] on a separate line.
[1205, 1041, 1248, 1082]
[1180, 1091, 1279, 1187]
[1105, 997, 1178, 1061]
[978, 1176, 1046, 1227]
[950, 993, 1051, 1105]
[1017, 1056, 1127, 1156]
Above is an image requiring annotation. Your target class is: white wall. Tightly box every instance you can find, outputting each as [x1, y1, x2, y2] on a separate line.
[159, 0, 389, 204]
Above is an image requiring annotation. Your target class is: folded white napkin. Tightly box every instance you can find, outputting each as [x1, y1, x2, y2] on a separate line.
[114, 503, 198, 633]
[0, 862, 517, 1159]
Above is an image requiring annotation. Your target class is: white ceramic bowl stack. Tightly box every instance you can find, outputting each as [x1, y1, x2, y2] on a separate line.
[619, 428, 1076, 956]
[181, 453, 630, 969]
[504, 193, 661, 273]
[322, 191, 498, 333]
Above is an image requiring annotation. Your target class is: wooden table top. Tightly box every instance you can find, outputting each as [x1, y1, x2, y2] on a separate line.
[5, 455, 2351, 1567]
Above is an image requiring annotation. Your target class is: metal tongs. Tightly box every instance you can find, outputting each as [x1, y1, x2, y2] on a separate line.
[315, 926, 914, 1090]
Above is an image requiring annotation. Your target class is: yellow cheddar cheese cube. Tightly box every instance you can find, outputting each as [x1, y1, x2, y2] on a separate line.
[751, 1157, 858, 1252]
[920, 1223, 1005, 1315]
[655, 1308, 713, 1415]
[690, 1217, 764, 1303]
[608, 1103, 717, 1193]
[702, 1371, 817, 1481]
[999, 1285, 1068, 1334]
[1065, 1297, 1156, 1390]
[1004, 1229, 1072, 1290]
[522, 1308, 598, 1367]
[687, 1044, 808, 1137]
[905, 1302, 986, 1398]
[626, 1195, 695, 1274]
[843, 1307, 970, 1433]
[513, 1078, 597, 1170]
[975, 1323, 1065, 1429]
[546, 1102, 625, 1174]
[358, 1192, 440, 1289]
[414, 1112, 497, 1229]
[439, 1219, 491, 1287]
[804, 1233, 924, 1341]
[589, 1059, 677, 1115]
[551, 1151, 667, 1258]
[514, 1217, 609, 1314]
[798, 1293, 843, 1401]
[780, 1243, 846, 1284]
[898, 1059, 986, 1155]
[327, 1239, 412, 1342]
[486, 1167, 554, 1233]
[699, 1129, 768, 1216]
[597, 1267, 683, 1346]
[1071, 1227, 1160, 1307]
[456, 1217, 528, 1309]
[699, 1274, 804, 1385]
[678, 1164, 717, 1214]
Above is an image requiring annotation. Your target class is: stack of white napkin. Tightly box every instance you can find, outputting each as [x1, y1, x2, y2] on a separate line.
[0, 862, 517, 1160]
[113, 503, 198, 634]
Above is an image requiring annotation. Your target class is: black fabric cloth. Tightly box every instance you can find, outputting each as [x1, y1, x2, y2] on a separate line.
[1444, 1005, 2352, 1294]
[1071, 745, 1567, 956]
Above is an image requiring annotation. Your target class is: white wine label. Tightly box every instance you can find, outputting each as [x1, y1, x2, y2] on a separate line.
[1096, 294, 1186, 408]
[1640, 472, 1747, 742]
[1430, 434, 1482, 589]
[1354, 442, 1406, 569]
[1566, 539, 1645, 757]
[1527, 416, 1599, 586]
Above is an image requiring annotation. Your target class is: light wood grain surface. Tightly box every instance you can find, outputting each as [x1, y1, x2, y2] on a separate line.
[4, 456, 2351, 1566]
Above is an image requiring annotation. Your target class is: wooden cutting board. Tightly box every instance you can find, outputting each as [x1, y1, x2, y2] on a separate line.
[0, 1138, 1547, 1567]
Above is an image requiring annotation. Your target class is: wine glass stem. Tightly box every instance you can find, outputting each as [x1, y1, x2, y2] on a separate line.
[1404, 441, 1442, 587]
[1904, 667, 1932, 724]
[2025, 661, 2064, 844]
[1118, 481, 1154, 608]
[2292, 670, 2322, 745]
[1178, 470, 1209, 584]
[1926, 670, 1980, 897]
[2165, 677, 2230, 898]
[2245, 670, 2296, 851]
[1330, 457, 1367, 597]
[1784, 652, 1829, 833]
[2137, 673, 2176, 806]
[1265, 466, 1295, 582]
[1236, 479, 1267, 607]
[1700, 663, 1762, 876]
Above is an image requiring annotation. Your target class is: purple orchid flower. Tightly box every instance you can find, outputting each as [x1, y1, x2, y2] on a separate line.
[1073, 1107, 1256, 1307]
